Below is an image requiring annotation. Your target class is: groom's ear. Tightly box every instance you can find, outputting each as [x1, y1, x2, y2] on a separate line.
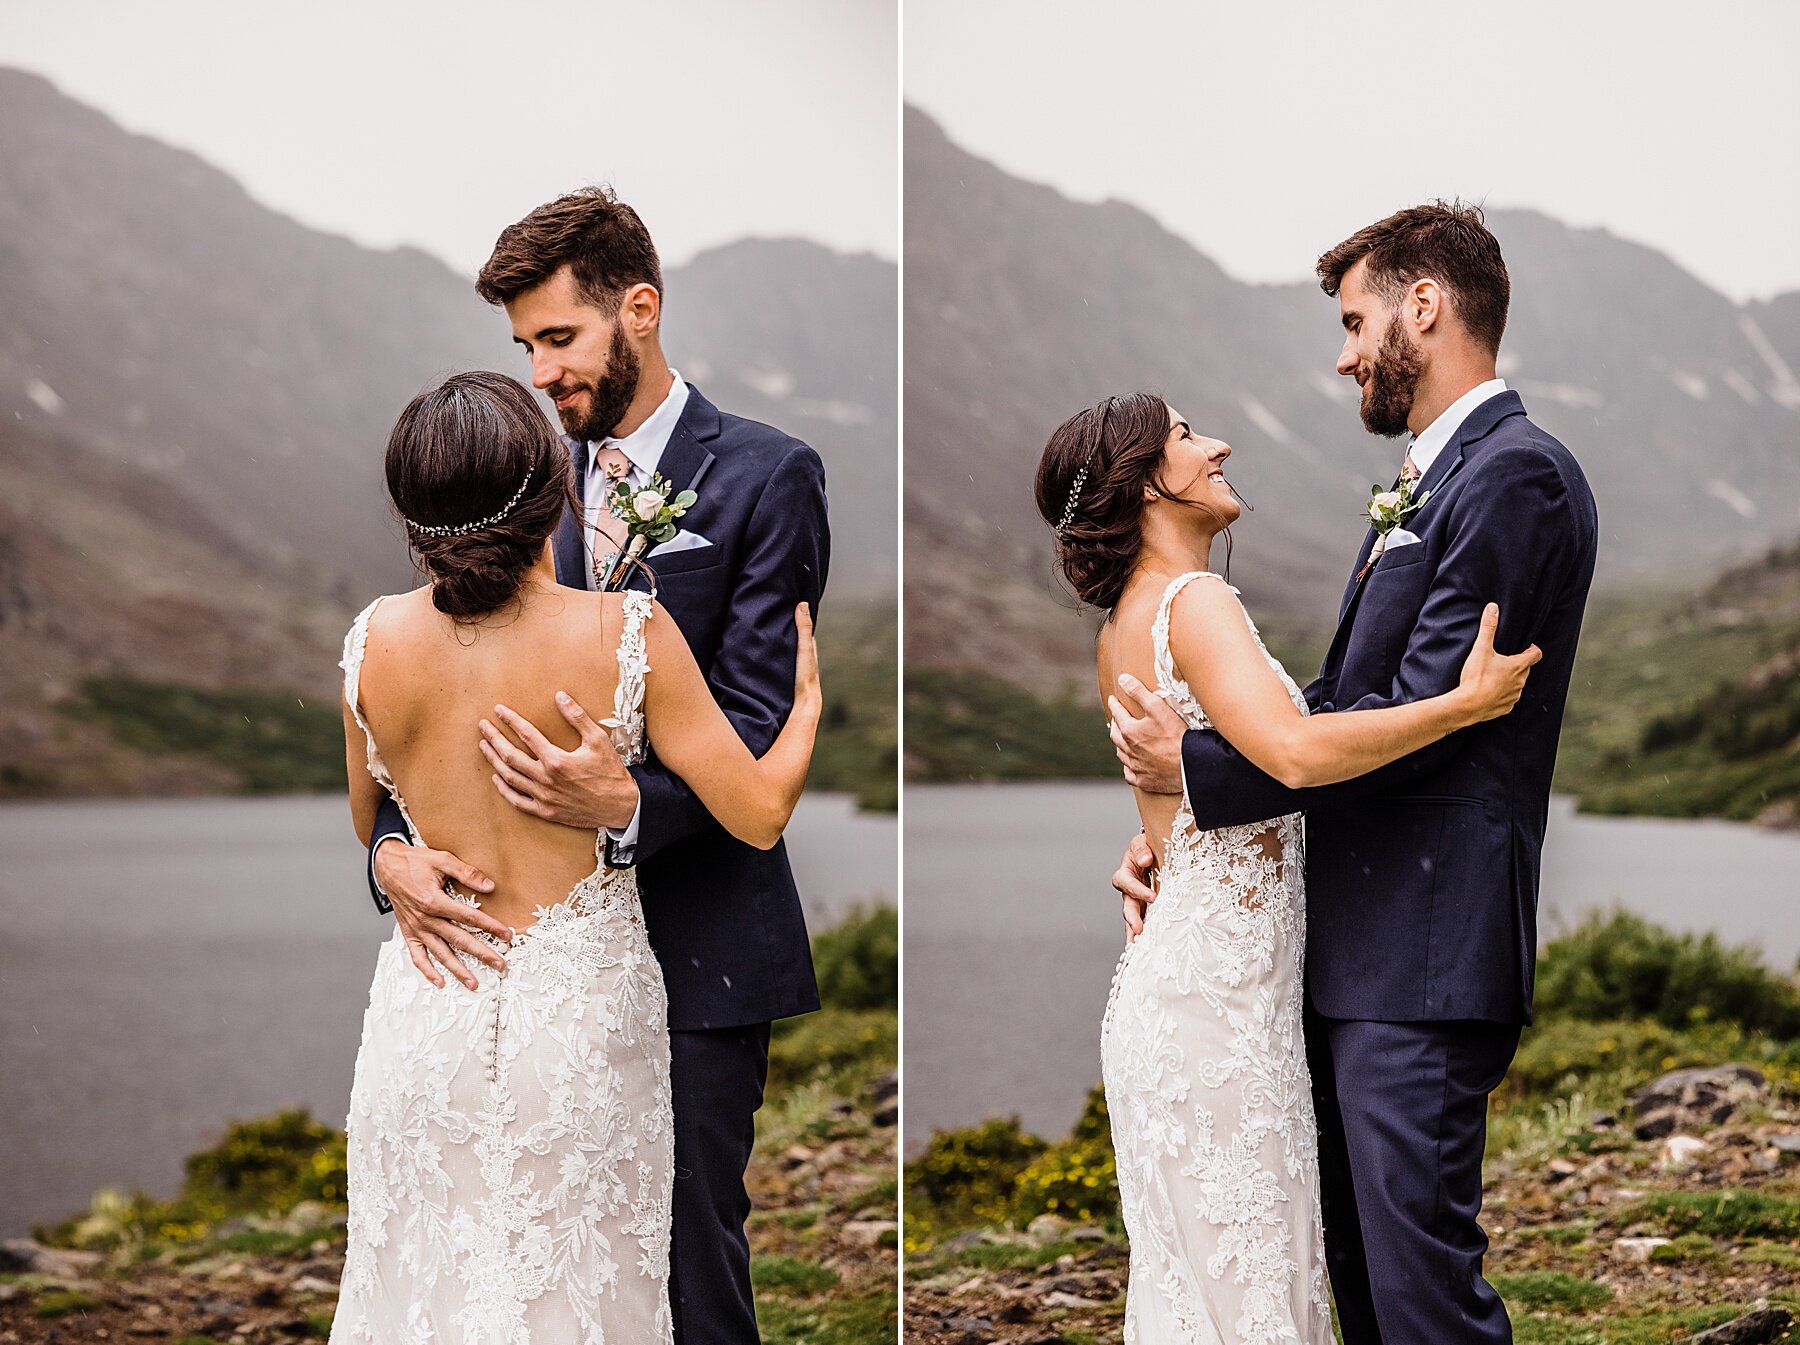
[1409, 278, 1445, 335]
[617, 282, 662, 337]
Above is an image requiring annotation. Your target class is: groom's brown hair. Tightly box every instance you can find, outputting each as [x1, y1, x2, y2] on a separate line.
[476, 185, 664, 311]
[1317, 200, 1509, 354]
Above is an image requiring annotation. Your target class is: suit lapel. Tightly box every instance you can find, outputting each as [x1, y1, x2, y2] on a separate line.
[1318, 390, 1529, 684]
[654, 385, 721, 501]
[616, 386, 722, 594]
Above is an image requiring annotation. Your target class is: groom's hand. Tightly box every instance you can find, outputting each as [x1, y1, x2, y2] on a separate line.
[1108, 674, 1186, 795]
[480, 695, 639, 830]
[373, 839, 510, 991]
[1112, 831, 1158, 943]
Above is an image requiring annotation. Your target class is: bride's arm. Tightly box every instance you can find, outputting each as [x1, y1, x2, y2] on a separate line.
[1164, 580, 1538, 790]
[641, 600, 822, 850]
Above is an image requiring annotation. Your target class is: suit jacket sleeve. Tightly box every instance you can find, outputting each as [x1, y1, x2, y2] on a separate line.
[1181, 445, 1579, 831]
[620, 441, 830, 865]
[363, 792, 406, 913]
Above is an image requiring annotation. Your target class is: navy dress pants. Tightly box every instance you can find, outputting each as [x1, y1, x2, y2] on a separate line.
[668, 1022, 773, 1345]
[1305, 1006, 1521, 1345]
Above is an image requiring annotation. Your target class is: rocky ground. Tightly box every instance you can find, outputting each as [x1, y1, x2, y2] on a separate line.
[0, 1079, 897, 1345]
[906, 1107, 1800, 1345]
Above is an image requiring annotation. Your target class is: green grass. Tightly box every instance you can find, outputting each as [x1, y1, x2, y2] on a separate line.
[756, 1291, 897, 1345]
[31, 1288, 101, 1318]
[751, 1254, 842, 1295]
[1494, 1271, 1612, 1313]
[1608, 1189, 1800, 1240]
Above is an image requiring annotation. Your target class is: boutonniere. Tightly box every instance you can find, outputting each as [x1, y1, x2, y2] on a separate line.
[596, 471, 698, 591]
[1357, 477, 1430, 579]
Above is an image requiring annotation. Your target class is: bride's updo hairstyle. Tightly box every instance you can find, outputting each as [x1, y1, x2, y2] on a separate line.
[1035, 391, 1230, 611]
[386, 371, 579, 620]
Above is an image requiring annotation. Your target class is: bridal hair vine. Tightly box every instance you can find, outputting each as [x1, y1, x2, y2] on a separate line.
[403, 467, 535, 538]
[1055, 396, 1116, 537]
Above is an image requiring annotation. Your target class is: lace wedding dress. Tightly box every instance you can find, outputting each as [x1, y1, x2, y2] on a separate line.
[331, 592, 673, 1345]
[1099, 572, 1332, 1345]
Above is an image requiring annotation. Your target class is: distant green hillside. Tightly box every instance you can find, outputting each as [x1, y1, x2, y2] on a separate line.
[35, 595, 897, 811]
[1553, 542, 1800, 825]
[907, 544, 1800, 828]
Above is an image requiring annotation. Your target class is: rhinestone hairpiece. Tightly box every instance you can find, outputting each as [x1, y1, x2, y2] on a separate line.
[1054, 396, 1115, 537]
[403, 467, 535, 538]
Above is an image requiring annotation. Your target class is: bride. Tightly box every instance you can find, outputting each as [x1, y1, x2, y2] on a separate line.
[1033, 392, 1537, 1344]
[331, 370, 819, 1344]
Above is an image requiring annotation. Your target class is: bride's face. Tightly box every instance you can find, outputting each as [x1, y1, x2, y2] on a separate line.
[1154, 406, 1240, 528]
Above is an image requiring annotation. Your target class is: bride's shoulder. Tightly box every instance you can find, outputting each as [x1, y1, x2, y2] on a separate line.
[1163, 570, 1244, 623]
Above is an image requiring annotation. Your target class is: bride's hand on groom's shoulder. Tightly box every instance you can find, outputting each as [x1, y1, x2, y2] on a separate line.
[1108, 674, 1185, 795]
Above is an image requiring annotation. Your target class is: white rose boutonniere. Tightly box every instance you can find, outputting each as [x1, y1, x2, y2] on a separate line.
[1357, 477, 1430, 579]
[597, 471, 699, 590]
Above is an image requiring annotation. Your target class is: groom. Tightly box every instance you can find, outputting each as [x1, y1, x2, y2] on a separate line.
[366, 186, 827, 1344]
[1111, 203, 1596, 1344]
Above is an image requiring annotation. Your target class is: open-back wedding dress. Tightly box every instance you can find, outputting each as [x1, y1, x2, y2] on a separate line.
[331, 590, 674, 1345]
[1099, 571, 1332, 1345]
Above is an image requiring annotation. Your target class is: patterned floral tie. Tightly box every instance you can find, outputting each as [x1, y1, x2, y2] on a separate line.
[1401, 442, 1421, 484]
[588, 444, 635, 583]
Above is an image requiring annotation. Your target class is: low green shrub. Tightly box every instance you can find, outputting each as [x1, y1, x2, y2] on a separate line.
[1533, 909, 1800, 1036]
[810, 905, 897, 1012]
[908, 1116, 1047, 1226]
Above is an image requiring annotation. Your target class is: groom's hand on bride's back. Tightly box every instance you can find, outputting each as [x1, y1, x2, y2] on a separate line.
[372, 839, 510, 991]
[478, 696, 639, 831]
[1112, 832, 1158, 943]
[1108, 674, 1186, 795]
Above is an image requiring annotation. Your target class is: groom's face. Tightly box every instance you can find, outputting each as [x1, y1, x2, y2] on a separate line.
[505, 267, 643, 442]
[1335, 258, 1424, 439]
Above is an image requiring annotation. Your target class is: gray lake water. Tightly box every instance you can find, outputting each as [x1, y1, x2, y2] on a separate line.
[0, 792, 895, 1236]
[904, 782, 1800, 1152]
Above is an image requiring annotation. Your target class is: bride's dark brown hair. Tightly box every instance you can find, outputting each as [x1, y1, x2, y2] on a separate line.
[1034, 392, 1235, 611]
[386, 371, 581, 619]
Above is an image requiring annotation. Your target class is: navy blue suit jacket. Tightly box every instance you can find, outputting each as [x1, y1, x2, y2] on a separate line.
[1180, 391, 1597, 1025]
[367, 385, 826, 1031]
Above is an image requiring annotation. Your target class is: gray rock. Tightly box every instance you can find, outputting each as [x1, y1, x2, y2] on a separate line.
[842, 1219, 898, 1247]
[1631, 1065, 1767, 1140]
[1025, 1213, 1071, 1244]
[0, 1238, 102, 1278]
[1769, 1132, 1800, 1154]
[1681, 1306, 1795, 1344]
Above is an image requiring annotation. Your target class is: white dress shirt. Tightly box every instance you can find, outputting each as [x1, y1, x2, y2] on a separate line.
[1406, 377, 1508, 479]
[373, 373, 689, 887]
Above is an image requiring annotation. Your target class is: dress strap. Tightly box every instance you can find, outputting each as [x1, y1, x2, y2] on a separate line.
[603, 591, 654, 765]
[339, 596, 398, 795]
[1151, 571, 1231, 700]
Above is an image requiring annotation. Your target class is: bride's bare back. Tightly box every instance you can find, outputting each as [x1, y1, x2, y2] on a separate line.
[355, 584, 631, 933]
[1097, 573, 1191, 868]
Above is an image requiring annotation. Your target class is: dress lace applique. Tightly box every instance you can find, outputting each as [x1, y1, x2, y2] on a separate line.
[332, 594, 673, 1345]
[1100, 571, 1332, 1344]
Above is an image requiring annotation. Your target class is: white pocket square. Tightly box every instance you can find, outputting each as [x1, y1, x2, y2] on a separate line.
[648, 528, 712, 556]
[1382, 528, 1422, 551]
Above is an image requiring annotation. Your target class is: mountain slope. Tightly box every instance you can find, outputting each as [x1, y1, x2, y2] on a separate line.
[0, 68, 894, 795]
[903, 105, 1800, 695]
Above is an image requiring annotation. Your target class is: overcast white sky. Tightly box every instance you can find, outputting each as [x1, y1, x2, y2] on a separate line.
[906, 0, 1800, 303]
[0, 0, 897, 275]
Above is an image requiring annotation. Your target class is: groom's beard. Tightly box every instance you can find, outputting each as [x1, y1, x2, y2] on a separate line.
[1360, 320, 1424, 438]
[553, 324, 643, 443]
